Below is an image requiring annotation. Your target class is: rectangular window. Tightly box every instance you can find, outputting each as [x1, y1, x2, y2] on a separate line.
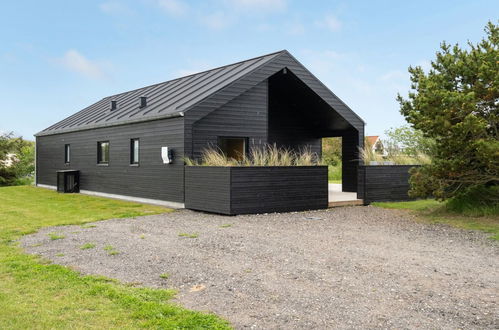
[218, 137, 248, 161]
[130, 138, 139, 165]
[97, 141, 109, 164]
[64, 144, 70, 164]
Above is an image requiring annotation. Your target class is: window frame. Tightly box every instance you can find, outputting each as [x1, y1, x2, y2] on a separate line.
[64, 144, 70, 164]
[130, 138, 140, 165]
[97, 141, 110, 165]
[217, 136, 248, 160]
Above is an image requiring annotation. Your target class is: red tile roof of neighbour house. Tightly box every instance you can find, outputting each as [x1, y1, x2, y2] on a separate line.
[366, 136, 379, 146]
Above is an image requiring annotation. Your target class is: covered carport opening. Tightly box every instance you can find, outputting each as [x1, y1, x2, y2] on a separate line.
[267, 68, 364, 193]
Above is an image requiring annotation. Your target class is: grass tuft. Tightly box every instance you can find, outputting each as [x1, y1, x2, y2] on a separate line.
[104, 245, 120, 255]
[159, 273, 170, 279]
[445, 185, 499, 217]
[373, 198, 499, 240]
[48, 233, 65, 240]
[80, 243, 96, 250]
[178, 233, 199, 238]
[219, 224, 232, 228]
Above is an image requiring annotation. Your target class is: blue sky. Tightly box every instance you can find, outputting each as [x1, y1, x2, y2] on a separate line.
[1, 0, 497, 139]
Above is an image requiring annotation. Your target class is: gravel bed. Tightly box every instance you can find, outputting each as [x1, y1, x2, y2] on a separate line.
[21, 206, 498, 329]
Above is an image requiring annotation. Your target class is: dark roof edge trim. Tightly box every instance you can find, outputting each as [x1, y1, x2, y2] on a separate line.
[283, 51, 366, 125]
[181, 51, 287, 115]
[35, 111, 184, 137]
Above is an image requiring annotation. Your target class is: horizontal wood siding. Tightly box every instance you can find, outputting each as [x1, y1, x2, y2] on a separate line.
[190, 80, 268, 159]
[358, 165, 419, 203]
[230, 166, 328, 214]
[36, 118, 185, 203]
[184, 166, 328, 215]
[184, 167, 231, 214]
[342, 127, 363, 192]
[267, 73, 322, 155]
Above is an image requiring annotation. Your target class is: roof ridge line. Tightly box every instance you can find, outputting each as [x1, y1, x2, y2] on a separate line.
[104, 50, 287, 99]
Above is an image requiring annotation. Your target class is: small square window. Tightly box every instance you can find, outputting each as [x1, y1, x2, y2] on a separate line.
[64, 144, 70, 164]
[130, 138, 139, 165]
[97, 141, 109, 164]
[218, 137, 248, 161]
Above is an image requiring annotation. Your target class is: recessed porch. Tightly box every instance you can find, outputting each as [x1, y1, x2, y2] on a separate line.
[328, 183, 363, 207]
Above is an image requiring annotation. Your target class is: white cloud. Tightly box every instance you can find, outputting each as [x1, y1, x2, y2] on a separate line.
[173, 60, 213, 77]
[229, 0, 286, 12]
[99, 1, 133, 15]
[301, 49, 343, 78]
[58, 50, 105, 79]
[256, 23, 273, 32]
[379, 70, 408, 94]
[316, 14, 342, 32]
[287, 22, 305, 36]
[201, 12, 233, 30]
[157, 0, 187, 16]
[380, 70, 406, 81]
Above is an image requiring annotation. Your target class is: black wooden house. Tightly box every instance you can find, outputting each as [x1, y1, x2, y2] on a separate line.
[36, 50, 364, 209]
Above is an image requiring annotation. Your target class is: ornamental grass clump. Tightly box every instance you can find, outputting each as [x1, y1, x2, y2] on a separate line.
[359, 144, 431, 165]
[184, 144, 321, 166]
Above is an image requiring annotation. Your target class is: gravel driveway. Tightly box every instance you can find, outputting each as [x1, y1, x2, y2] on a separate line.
[22, 206, 498, 329]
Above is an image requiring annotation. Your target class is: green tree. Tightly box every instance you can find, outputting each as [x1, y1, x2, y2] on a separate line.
[322, 137, 342, 166]
[0, 132, 35, 186]
[384, 125, 434, 157]
[397, 21, 499, 200]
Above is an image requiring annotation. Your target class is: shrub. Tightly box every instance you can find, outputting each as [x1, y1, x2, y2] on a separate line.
[445, 185, 499, 217]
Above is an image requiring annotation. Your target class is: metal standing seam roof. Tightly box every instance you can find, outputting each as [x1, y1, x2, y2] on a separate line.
[37, 50, 286, 136]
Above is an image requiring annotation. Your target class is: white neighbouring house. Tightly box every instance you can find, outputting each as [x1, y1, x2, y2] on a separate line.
[366, 136, 385, 155]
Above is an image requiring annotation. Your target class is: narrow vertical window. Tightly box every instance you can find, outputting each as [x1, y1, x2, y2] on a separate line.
[64, 144, 70, 164]
[130, 138, 139, 165]
[97, 141, 109, 164]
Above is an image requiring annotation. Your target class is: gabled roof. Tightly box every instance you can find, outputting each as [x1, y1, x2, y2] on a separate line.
[37, 50, 284, 136]
[366, 136, 380, 146]
[37, 50, 364, 136]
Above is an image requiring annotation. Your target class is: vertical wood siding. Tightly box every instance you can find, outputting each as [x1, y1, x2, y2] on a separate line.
[342, 127, 364, 192]
[36, 118, 185, 203]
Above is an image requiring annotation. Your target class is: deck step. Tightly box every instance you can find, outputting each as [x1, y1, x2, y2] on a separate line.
[328, 199, 364, 208]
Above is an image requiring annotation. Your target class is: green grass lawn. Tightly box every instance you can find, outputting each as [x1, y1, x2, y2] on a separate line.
[0, 186, 230, 329]
[327, 165, 342, 184]
[373, 199, 499, 240]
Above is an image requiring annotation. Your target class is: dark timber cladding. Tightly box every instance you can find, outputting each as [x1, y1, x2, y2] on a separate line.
[36, 49, 365, 206]
[36, 118, 184, 203]
[191, 80, 268, 159]
[358, 165, 420, 204]
[185, 166, 328, 215]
